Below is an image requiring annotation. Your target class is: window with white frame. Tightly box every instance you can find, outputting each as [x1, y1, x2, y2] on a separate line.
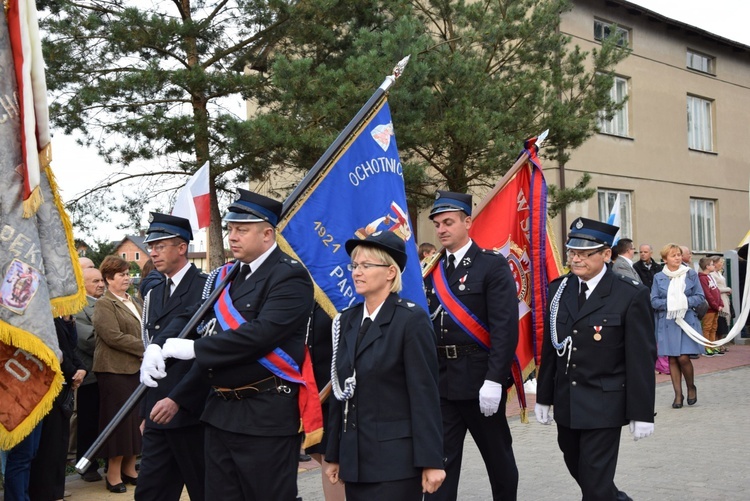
[121, 253, 127, 260]
[593, 19, 629, 47]
[597, 189, 632, 239]
[598, 76, 629, 136]
[687, 95, 713, 151]
[690, 198, 716, 252]
[686, 49, 714, 74]
[135, 252, 140, 261]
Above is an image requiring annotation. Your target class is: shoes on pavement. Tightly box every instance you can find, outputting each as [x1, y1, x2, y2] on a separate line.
[704, 349, 715, 357]
[121, 473, 138, 485]
[299, 453, 312, 462]
[714, 349, 725, 356]
[81, 469, 102, 482]
[106, 479, 127, 493]
[689, 354, 700, 359]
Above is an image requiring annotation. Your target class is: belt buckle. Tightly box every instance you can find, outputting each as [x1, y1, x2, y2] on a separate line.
[446, 345, 458, 359]
[277, 384, 291, 394]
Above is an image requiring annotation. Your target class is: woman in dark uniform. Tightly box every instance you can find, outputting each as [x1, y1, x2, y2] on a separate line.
[325, 231, 445, 500]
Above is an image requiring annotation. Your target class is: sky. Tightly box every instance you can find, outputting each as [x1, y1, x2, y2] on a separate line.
[48, 0, 750, 242]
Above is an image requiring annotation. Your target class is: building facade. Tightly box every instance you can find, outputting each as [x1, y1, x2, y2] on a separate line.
[550, 0, 749, 257]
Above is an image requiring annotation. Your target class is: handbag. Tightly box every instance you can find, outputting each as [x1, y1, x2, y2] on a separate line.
[692, 299, 709, 320]
[59, 385, 75, 419]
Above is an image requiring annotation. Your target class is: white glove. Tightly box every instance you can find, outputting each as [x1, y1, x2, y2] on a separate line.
[140, 344, 166, 388]
[162, 338, 196, 361]
[534, 403, 553, 424]
[478, 380, 503, 417]
[629, 420, 654, 441]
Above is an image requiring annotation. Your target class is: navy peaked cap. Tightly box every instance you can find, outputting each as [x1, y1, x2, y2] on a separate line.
[223, 188, 282, 227]
[429, 190, 472, 219]
[566, 217, 619, 249]
[144, 212, 193, 243]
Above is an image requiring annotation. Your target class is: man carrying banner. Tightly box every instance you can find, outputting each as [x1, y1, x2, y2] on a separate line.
[535, 218, 656, 501]
[136, 213, 208, 501]
[424, 190, 519, 501]
[145, 189, 318, 500]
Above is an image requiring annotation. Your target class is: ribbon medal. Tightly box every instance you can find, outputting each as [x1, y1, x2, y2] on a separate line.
[593, 325, 602, 341]
[458, 274, 468, 291]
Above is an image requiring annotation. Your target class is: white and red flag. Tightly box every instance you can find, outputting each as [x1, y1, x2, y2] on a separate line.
[172, 161, 210, 231]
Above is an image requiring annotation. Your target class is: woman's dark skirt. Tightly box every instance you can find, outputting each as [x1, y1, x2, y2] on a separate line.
[96, 372, 142, 458]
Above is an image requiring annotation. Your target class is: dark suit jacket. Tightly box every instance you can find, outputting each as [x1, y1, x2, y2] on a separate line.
[169, 246, 314, 437]
[424, 242, 519, 399]
[537, 270, 656, 429]
[632, 258, 663, 290]
[325, 294, 443, 483]
[74, 296, 97, 385]
[143, 264, 207, 429]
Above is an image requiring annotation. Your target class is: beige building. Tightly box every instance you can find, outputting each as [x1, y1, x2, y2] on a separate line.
[548, 0, 750, 257]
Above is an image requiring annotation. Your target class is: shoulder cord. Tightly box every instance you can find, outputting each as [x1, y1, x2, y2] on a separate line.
[330, 313, 357, 401]
[141, 289, 152, 349]
[549, 275, 574, 371]
[196, 268, 222, 337]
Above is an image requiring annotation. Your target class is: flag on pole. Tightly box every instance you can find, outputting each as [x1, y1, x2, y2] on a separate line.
[607, 193, 622, 245]
[467, 136, 562, 420]
[277, 101, 427, 317]
[1, 0, 86, 449]
[172, 161, 211, 232]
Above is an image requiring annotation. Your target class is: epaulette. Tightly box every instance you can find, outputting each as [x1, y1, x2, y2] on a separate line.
[279, 256, 304, 268]
[396, 298, 418, 310]
[615, 274, 642, 288]
[481, 248, 503, 255]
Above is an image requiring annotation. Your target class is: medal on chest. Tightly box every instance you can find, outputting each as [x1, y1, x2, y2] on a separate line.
[593, 325, 602, 341]
[458, 273, 468, 291]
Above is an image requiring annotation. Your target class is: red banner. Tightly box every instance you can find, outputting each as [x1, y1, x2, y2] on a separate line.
[469, 142, 561, 381]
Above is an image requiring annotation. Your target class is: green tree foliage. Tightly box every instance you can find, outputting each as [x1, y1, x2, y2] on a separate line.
[248, 0, 629, 210]
[85, 239, 117, 268]
[41, 0, 627, 267]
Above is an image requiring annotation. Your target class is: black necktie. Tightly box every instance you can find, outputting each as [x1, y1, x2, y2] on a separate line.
[356, 317, 373, 352]
[445, 254, 456, 277]
[234, 264, 250, 288]
[163, 278, 173, 308]
[578, 282, 588, 311]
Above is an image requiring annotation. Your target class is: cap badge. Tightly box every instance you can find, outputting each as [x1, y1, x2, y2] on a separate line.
[575, 220, 584, 229]
[435, 192, 441, 200]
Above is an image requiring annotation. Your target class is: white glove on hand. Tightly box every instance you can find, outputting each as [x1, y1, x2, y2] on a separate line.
[629, 420, 654, 441]
[478, 380, 503, 417]
[534, 403, 553, 424]
[162, 338, 196, 361]
[140, 344, 166, 387]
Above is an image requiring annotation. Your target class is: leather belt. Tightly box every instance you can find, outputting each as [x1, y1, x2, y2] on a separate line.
[212, 376, 291, 400]
[437, 344, 482, 359]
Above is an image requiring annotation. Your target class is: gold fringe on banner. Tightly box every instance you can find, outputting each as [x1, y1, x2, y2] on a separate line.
[43, 162, 87, 317]
[0, 321, 63, 449]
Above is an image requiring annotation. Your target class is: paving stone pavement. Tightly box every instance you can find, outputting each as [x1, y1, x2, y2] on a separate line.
[296, 363, 750, 500]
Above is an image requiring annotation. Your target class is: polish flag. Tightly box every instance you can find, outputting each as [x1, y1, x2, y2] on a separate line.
[172, 162, 210, 231]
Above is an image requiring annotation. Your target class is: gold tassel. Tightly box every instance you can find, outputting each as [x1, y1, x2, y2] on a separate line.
[301, 426, 324, 449]
[22, 185, 43, 218]
[520, 407, 529, 424]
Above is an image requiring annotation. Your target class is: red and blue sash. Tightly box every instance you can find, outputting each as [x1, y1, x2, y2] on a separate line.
[431, 261, 491, 351]
[212, 263, 323, 446]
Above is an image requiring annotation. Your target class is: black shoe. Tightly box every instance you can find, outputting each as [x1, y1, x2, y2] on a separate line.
[671, 396, 684, 409]
[106, 479, 127, 493]
[687, 385, 697, 406]
[121, 473, 138, 486]
[299, 453, 312, 462]
[689, 354, 700, 359]
[81, 469, 102, 482]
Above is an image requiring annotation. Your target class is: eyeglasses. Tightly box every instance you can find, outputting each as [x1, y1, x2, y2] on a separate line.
[347, 262, 391, 271]
[566, 249, 604, 260]
[147, 243, 180, 253]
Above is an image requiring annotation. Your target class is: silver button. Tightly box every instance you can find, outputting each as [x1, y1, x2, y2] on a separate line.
[571, 364, 577, 369]
[572, 329, 578, 334]
[571, 381, 577, 386]
[155, 325, 160, 330]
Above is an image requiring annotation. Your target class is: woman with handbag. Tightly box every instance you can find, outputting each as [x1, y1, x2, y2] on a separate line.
[651, 244, 705, 409]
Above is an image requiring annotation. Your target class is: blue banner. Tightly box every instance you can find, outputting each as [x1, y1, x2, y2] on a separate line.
[280, 101, 427, 313]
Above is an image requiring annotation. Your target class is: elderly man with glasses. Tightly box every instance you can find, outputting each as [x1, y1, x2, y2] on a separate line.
[535, 217, 656, 501]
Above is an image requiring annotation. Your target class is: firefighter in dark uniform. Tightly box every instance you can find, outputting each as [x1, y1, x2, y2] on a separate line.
[535, 217, 656, 501]
[149, 189, 315, 501]
[424, 191, 519, 501]
[136, 213, 207, 501]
